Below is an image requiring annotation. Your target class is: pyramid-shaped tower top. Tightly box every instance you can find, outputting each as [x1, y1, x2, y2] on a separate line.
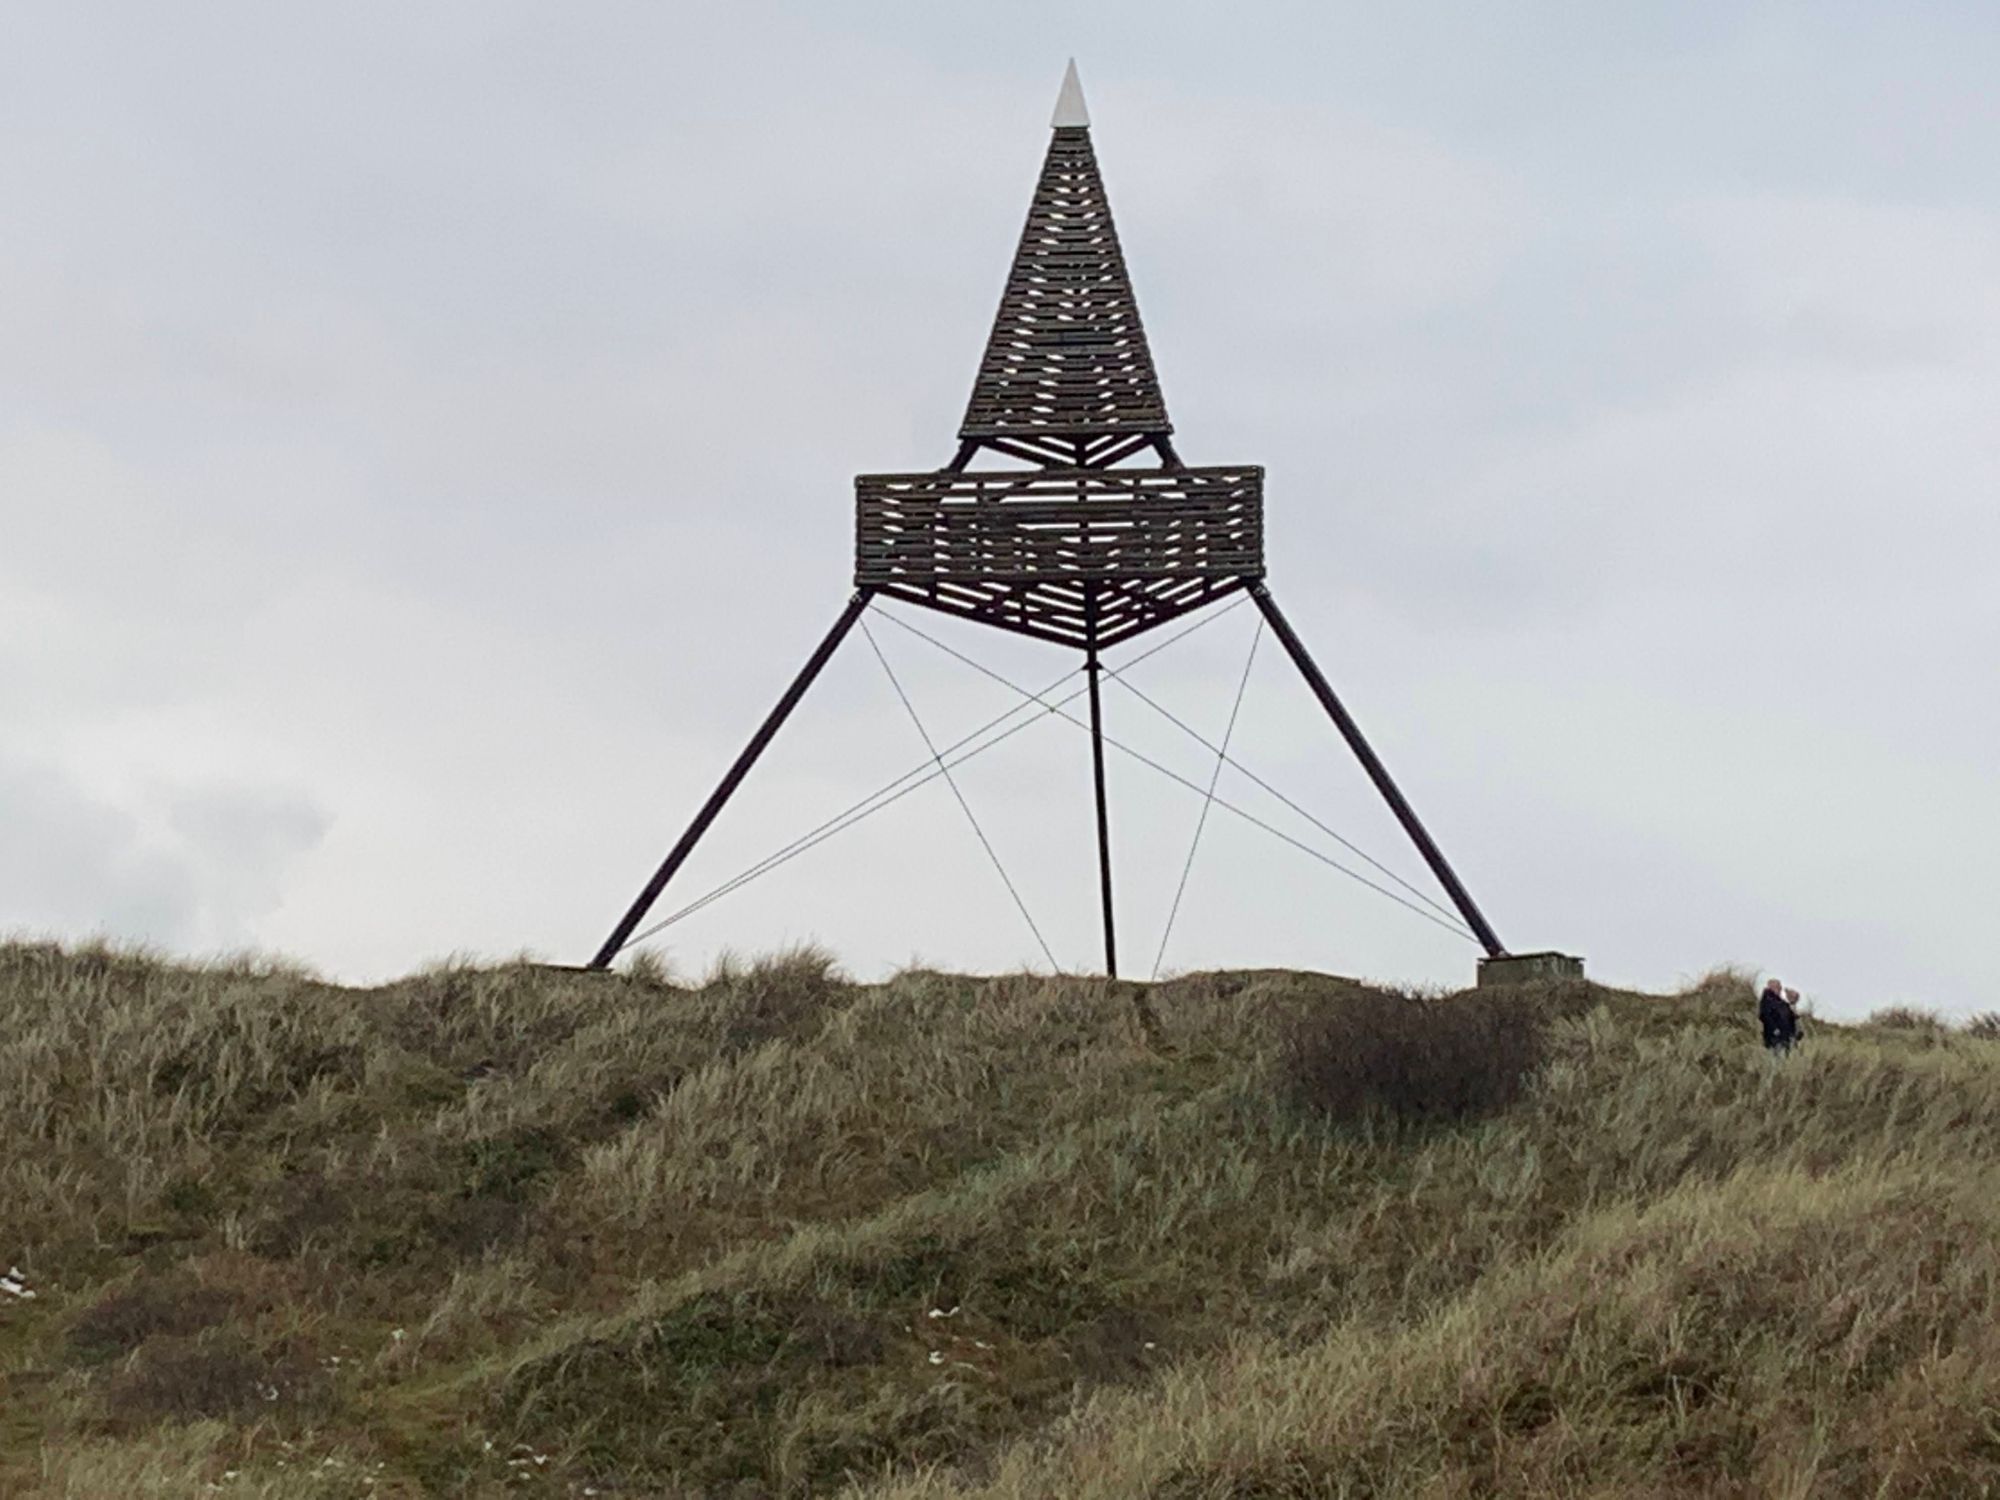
[959, 63, 1173, 445]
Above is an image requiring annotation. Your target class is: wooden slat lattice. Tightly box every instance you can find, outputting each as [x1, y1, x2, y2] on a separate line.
[959, 127, 1171, 442]
[855, 466, 1263, 648]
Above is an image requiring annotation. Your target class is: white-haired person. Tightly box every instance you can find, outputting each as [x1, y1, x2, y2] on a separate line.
[1759, 976, 1801, 1054]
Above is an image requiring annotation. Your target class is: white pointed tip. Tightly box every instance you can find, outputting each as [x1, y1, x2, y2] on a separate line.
[1052, 59, 1090, 129]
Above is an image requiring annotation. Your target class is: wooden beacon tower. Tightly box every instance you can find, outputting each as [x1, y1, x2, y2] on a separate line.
[588, 64, 1508, 975]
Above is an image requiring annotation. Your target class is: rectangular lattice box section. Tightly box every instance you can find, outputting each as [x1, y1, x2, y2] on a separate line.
[854, 466, 1264, 587]
[854, 465, 1265, 648]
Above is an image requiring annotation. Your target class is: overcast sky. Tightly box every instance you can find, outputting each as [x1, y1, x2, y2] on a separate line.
[5, 2, 1996, 1016]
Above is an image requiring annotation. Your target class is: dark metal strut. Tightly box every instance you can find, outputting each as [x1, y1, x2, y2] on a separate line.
[1085, 636, 1118, 978]
[1249, 583, 1507, 959]
[587, 590, 873, 969]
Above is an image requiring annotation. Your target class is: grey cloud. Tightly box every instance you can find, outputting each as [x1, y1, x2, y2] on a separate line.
[0, 751, 326, 953]
[167, 784, 330, 946]
[0, 755, 195, 944]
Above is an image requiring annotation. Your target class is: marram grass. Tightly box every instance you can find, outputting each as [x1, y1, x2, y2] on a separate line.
[0, 940, 1994, 1497]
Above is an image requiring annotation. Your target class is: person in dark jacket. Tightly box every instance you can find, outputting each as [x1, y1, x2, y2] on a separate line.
[1759, 977, 1800, 1053]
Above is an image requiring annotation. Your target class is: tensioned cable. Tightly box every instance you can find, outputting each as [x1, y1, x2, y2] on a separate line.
[612, 595, 1251, 954]
[1151, 617, 1263, 979]
[621, 599, 1247, 949]
[872, 606, 1482, 947]
[859, 616, 1062, 972]
[627, 674, 1072, 940]
[1107, 674, 1468, 931]
[624, 682, 1076, 947]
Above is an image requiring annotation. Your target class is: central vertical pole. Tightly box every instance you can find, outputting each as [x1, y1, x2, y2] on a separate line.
[1085, 606, 1118, 978]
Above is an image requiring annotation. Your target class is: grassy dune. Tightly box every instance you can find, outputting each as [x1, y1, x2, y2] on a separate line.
[1, 941, 1996, 1497]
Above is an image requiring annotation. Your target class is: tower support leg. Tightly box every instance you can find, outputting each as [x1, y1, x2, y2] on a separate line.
[1086, 645, 1118, 978]
[587, 590, 873, 969]
[1249, 583, 1507, 958]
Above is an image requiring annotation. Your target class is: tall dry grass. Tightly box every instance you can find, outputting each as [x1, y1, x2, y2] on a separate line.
[1, 939, 1996, 1496]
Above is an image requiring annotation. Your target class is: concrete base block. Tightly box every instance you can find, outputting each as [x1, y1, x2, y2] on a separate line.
[1477, 951, 1585, 987]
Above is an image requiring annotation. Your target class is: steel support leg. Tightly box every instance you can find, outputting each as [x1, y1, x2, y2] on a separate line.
[1249, 583, 1506, 958]
[587, 590, 873, 969]
[1085, 644, 1118, 978]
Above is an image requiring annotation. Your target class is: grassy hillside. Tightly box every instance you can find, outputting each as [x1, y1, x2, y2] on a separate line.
[2, 941, 1997, 1497]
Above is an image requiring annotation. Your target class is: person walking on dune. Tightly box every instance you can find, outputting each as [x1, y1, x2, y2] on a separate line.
[1760, 977, 1800, 1054]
